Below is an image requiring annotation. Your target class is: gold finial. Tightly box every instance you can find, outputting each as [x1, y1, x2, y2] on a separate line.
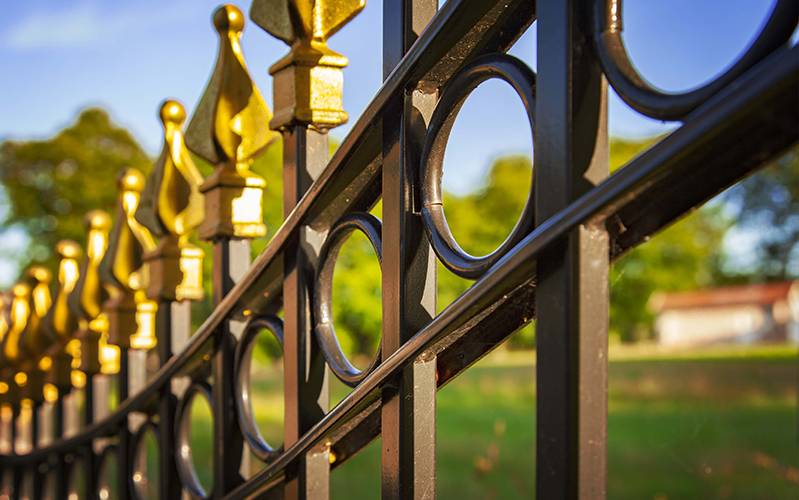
[4, 282, 31, 364]
[129, 295, 158, 350]
[185, 4, 278, 240]
[18, 266, 53, 404]
[251, 0, 364, 130]
[47, 240, 82, 339]
[0, 282, 30, 409]
[137, 100, 205, 242]
[97, 316, 118, 375]
[135, 100, 206, 302]
[0, 293, 10, 346]
[186, 5, 278, 167]
[67, 210, 112, 375]
[43, 240, 82, 392]
[100, 168, 157, 350]
[21, 266, 53, 358]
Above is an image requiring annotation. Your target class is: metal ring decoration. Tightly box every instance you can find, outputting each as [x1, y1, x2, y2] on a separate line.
[129, 420, 160, 500]
[234, 314, 285, 463]
[593, 0, 798, 121]
[313, 212, 383, 387]
[174, 381, 214, 499]
[419, 53, 536, 280]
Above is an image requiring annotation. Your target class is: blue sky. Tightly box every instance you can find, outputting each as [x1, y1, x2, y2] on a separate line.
[0, 0, 786, 283]
[0, 0, 781, 189]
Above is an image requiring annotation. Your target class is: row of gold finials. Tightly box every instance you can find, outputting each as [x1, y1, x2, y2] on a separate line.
[0, 0, 364, 416]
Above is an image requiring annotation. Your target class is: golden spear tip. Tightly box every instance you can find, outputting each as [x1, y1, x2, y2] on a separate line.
[85, 209, 112, 231]
[159, 99, 187, 129]
[55, 239, 82, 260]
[12, 283, 29, 298]
[118, 168, 147, 193]
[214, 4, 246, 34]
[27, 266, 52, 284]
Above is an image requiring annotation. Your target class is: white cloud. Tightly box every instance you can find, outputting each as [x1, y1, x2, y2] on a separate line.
[4, 3, 111, 50]
[2, 1, 194, 51]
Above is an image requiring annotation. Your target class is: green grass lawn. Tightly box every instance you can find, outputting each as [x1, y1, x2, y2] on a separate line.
[183, 344, 797, 499]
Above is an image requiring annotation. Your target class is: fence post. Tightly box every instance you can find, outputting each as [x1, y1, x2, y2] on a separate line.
[380, 0, 438, 497]
[250, 0, 364, 495]
[535, 1, 610, 498]
[67, 209, 112, 499]
[1, 277, 30, 497]
[184, 4, 280, 496]
[19, 265, 54, 500]
[99, 167, 156, 500]
[135, 99, 206, 500]
[43, 239, 82, 500]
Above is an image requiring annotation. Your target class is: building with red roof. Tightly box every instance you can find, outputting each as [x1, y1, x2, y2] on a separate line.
[648, 281, 799, 347]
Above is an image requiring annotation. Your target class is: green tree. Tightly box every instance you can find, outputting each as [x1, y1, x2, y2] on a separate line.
[607, 138, 728, 342]
[441, 155, 535, 349]
[719, 150, 798, 281]
[0, 108, 151, 277]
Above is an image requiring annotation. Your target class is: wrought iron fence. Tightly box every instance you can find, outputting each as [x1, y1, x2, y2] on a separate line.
[0, 0, 796, 498]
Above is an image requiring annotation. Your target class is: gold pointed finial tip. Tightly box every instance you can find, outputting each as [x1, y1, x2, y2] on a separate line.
[118, 168, 146, 193]
[159, 99, 187, 128]
[214, 4, 245, 34]
[55, 239, 81, 259]
[85, 209, 111, 231]
[27, 266, 52, 284]
[12, 283, 29, 298]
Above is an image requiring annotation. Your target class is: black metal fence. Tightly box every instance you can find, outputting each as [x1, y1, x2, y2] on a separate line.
[0, 0, 796, 498]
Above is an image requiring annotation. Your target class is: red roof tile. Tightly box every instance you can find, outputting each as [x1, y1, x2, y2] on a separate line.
[648, 281, 798, 312]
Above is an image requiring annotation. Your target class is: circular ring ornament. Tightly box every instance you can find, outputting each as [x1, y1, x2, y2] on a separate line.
[129, 421, 159, 500]
[174, 381, 214, 499]
[313, 212, 383, 387]
[593, 0, 798, 121]
[234, 314, 285, 463]
[419, 53, 537, 280]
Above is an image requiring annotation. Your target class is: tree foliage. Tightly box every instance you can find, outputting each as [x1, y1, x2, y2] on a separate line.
[0, 108, 151, 274]
[0, 107, 795, 357]
[720, 150, 798, 281]
[607, 138, 729, 342]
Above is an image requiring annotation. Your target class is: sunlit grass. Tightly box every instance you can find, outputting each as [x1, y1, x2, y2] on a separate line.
[184, 344, 798, 499]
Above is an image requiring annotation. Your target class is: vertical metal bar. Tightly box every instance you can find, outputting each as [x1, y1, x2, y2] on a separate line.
[0, 406, 8, 498]
[32, 403, 43, 500]
[127, 349, 148, 500]
[212, 238, 251, 497]
[282, 126, 330, 500]
[30, 403, 38, 451]
[381, 0, 438, 497]
[535, 1, 609, 498]
[117, 350, 130, 500]
[12, 407, 21, 500]
[156, 303, 181, 500]
[83, 377, 96, 500]
[54, 394, 68, 500]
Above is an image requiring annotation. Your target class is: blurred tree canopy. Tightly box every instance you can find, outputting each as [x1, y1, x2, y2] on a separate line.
[0, 108, 151, 273]
[0, 107, 796, 357]
[719, 150, 798, 281]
